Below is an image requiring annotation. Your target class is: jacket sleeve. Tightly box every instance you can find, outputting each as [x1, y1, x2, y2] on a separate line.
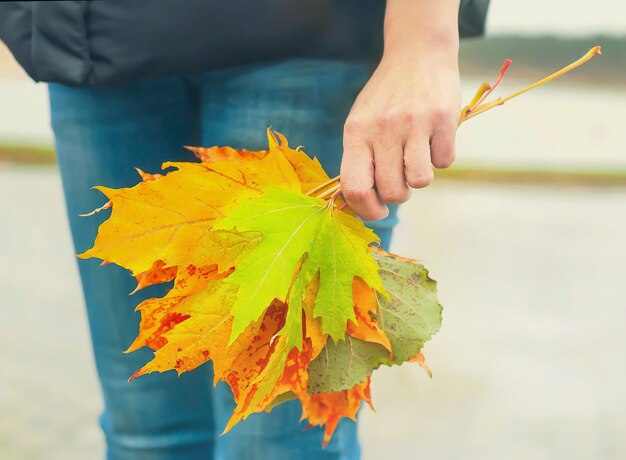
[459, 0, 490, 38]
[0, 2, 35, 79]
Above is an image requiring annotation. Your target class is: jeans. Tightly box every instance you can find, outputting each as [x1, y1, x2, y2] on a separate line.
[49, 59, 399, 460]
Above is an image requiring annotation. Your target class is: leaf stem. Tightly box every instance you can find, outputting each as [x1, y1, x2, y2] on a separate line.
[306, 176, 340, 197]
[328, 188, 343, 205]
[79, 200, 112, 217]
[461, 46, 601, 123]
[316, 183, 342, 200]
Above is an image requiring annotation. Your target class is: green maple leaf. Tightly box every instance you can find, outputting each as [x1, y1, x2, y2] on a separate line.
[307, 250, 442, 393]
[213, 186, 383, 345]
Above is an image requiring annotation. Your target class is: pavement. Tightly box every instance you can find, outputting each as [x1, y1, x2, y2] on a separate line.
[1, 166, 625, 460]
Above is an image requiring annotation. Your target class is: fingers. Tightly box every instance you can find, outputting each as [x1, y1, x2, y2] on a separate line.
[403, 127, 434, 189]
[373, 122, 411, 204]
[429, 110, 457, 169]
[404, 108, 457, 189]
[340, 129, 389, 221]
[341, 107, 457, 221]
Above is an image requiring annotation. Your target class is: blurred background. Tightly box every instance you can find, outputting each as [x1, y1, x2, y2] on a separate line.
[1, 1, 625, 459]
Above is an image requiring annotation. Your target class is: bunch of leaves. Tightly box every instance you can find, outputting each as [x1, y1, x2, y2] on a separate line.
[79, 47, 600, 445]
[79, 130, 440, 443]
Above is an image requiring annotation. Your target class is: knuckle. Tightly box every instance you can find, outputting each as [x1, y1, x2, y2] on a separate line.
[344, 117, 367, 136]
[404, 110, 426, 126]
[378, 183, 409, 204]
[377, 109, 421, 129]
[376, 112, 396, 129]
[342, 183, 370, 202]
[376, 107, 412, 129]
[431, 105, 457, 125]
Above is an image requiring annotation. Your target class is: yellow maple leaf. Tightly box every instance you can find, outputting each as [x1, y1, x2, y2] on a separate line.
[79, 147, 299, 275]
[267, 130, 331, 194]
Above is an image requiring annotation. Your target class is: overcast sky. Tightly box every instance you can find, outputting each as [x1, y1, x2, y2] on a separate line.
[487, 0, 625, 36]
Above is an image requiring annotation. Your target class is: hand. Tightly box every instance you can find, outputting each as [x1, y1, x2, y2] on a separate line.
[340, 0, 461, 221]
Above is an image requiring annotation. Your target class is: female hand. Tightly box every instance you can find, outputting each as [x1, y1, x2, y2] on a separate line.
[341, 0, 461, 220]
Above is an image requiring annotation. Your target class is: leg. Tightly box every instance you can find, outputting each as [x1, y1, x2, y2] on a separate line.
[49, 77, 217, 460]
[200, 59, 399, 460]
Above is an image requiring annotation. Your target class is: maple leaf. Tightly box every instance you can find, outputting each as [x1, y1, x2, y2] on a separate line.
[307, 249, 442, 393]
[126, 264, 227, 353]
[185, 129, 331, 194]
[347, 277, 392, 351]
[129, 268, 298, 428]
[184, 145, 267, 163]
[78, 148, 300, 275]
[372, 249, 442, 362]
[213, 186, 383, 344]
[80, 133, 441, 442]
[267, 130, 332, 194]
[223, 334, 290, 432]
[223, 266, 378, 445]
[129, 281, 243, 377]
[224, 274, 329, 431]
[261, 325, 372, 447]
[307, 335, 390, 394]
[260, 273, 328, 404]
[302, 378, 373, 447]
[133, 287, 311, 434]
[263, 373, 373, 447]
[79, 167, 160, 218]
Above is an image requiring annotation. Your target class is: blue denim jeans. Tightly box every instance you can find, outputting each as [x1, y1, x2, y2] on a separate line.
[49, 59, 398, 460]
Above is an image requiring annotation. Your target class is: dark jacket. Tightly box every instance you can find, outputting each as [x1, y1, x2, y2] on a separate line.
[0, 0, 489, 87]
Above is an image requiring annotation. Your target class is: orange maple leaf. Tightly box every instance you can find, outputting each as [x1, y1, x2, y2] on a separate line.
[249, 275, 379, 445]
[347, 277, 392, 352]
[126, 264, 228, 353]
[184, 145, 267, 162]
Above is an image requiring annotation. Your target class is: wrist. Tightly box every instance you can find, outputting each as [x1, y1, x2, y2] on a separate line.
[382, 0, 459, 64]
